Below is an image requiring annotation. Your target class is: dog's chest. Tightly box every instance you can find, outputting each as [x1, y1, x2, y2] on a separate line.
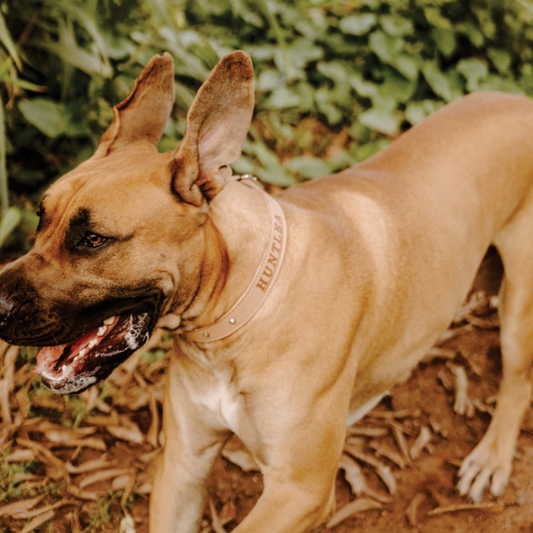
[190, 367, 242, 432]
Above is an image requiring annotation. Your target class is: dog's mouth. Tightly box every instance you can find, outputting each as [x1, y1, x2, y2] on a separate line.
[33, 312, 151, 394]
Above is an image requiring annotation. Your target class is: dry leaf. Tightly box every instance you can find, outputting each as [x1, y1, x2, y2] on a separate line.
[370, 441, 406, 468]
[45, 432, 106, 450]
[66, 458, 111, 474]
[121, 473, 137, 507]
[136, 481, 152, 494]
[427, 502, 505, 516]
[219, 500, 236, 524]
[120, 513, 137, 533]
[221, 448, 260, 472]
[449, 364, 475, 417]
[339, 454, 366, 495]
[19, 509, 55, 533]
[106, 424, 144, 444]
[436, 324, 474, 345]
[406, 493, 426, 526]
[410, 426, 432, 460]
[6, 448, 35, 462]
[79, 467, 133, 488]
[11, 499, 75, 519]
[347, 426, 388, 438]
[12, 473, 42, 482]
[421, 347, 457, 363]
[326, 498, 382, 528]
[67, 485, 104, 501]
[16, 438, 66, 475]
[209, 499, 227, 533]
[0, 495, 43, 517]
[370, 408, 420, 420]
[147, 389, 160, 448]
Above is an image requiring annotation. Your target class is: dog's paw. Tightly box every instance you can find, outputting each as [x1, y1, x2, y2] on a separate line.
[457, 435, 512, 503]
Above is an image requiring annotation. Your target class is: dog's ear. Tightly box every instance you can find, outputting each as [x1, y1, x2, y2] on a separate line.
[90, 53, 175, 159]
[169, 51, 254, 208]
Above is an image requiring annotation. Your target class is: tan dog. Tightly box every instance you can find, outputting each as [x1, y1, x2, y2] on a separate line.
[1, 50, 533, 532]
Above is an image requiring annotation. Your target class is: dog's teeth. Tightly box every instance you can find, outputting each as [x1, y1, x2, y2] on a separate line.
[62, 365, 73, 377]
[97, 326, 106, 336]
[88, 339, 98, 349]
[104, 316, 116, 325]
[79, 349, 86, 357]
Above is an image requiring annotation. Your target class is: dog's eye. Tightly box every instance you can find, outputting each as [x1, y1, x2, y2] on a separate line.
[82, 233, 106, 248]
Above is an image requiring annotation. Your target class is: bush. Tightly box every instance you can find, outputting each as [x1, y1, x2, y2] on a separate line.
[1, 0, 532, 253]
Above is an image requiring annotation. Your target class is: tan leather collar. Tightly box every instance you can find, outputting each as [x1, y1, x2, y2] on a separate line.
[184, 176, 287, 343]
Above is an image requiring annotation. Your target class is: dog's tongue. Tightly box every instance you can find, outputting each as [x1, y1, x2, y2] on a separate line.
[34, 313, 151, 394]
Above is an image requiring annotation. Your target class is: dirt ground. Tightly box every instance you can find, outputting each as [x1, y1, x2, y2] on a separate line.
[1, 288, 533, 532]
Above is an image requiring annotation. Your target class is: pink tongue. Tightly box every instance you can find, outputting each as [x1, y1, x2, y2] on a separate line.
[33, 344, 66, 375]
[33, 326, 101, 376]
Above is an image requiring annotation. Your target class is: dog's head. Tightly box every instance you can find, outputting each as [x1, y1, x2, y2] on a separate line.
[0, 51, 254, 393]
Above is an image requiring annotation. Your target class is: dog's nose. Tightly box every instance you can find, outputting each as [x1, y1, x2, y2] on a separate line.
[0, 295, 14, 326]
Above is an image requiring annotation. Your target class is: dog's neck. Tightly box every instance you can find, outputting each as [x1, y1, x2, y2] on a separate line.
[176, 179, 272, 333]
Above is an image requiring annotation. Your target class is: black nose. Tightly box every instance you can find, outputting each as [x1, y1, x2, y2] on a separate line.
[0, 294, 14, 326]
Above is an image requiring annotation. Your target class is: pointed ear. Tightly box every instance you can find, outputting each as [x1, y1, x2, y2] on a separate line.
[169, 51, 254, 208]
[89, 53, 175, 159]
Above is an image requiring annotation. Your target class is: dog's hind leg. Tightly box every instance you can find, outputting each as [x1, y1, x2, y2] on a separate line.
[457, 191, 533, 502]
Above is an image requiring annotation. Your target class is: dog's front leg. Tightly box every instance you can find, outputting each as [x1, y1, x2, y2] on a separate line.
[150, 356, 229, 533]
[230, 381, 351, 533]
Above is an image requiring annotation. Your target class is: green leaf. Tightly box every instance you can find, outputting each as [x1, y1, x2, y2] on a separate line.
[349, 75, 379, 99]
[424, 7, 452, 29]
[339, 14, 377, 36]
[405, 100, 445, 125]
[432, 28, 456, 58]
[266, 87, 302, 108]
[479, 76, 524, 95]
[369, 31, 403, 64]
[0, 207, 21, 249]
[456, 22, 484, 48]
[487, 48, 511, 74]
[286, 156, 331, 179]
[0, 12, 21, 69]
[358, 108, 399, 135]
[422, 63, 454, 102]
[315, 88, 342, 125]
[456, 59, 488, 92]
[393, 56, 419, 81]
[18, 99, 69, 138]
[380, 15, 413, 37]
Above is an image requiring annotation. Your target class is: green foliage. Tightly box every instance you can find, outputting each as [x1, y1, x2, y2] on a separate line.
[1, 0, 533, 254]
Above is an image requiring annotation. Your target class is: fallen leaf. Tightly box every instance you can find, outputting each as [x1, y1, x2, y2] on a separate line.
[106, 424, 144, 444]
[427, 502, 505, 516]
[67, 485, 104, 501]
[16, 438, 67, 475]
[339, 454, 366, 494]
[410, 426, 432, 460]
[347, 426, 389, 437]
[11, 499, 76, 519]
[221, 448, 260, 472]
[326, 498, 382, 528]
[119, 513, 136, 533]
[19, 509, 55, 533]
[45, 432, 106, 450]
[79, 467, 133, 488]
[406, 493, 426, 526]
[0, 496, 44, 517]
[121, 473, 137, 507]
[66, 458, 112, 474]
[209, 498, 227, 533]
[6, 448, 35, 462]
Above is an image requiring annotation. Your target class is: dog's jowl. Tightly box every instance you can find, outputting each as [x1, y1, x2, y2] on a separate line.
[1, 50, 533, 532]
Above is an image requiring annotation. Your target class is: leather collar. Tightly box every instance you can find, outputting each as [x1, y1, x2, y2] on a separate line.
[184, 176, 287, 343]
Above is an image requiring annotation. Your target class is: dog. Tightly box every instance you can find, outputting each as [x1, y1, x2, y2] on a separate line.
[1, 50, 533, 532]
